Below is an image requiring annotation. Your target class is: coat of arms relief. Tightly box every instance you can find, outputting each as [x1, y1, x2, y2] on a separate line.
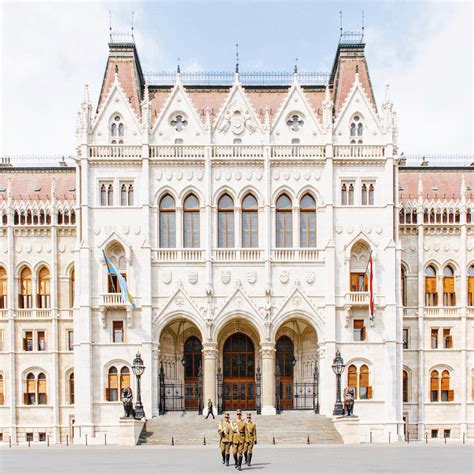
[218, 103, 257, 135]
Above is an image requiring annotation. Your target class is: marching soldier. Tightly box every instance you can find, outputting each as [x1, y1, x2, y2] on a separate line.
[218, 412, 232, 466]
[244, 412, 257, 466]
[231, 409, 246, 471]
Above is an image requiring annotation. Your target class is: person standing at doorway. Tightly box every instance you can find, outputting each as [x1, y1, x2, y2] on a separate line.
[244, 412, 257, 466]
[205, 398, 215, 419]
[231, 409, 246, 471]
[218, 412, 232, 466]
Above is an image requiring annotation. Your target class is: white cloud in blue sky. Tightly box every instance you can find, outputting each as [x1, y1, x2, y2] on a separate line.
[0, 0, 472, 155]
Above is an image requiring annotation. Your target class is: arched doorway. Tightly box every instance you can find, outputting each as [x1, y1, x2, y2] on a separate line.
[276, 335, 295, 409]
[223, 332, 255, 410]
[183, 336, 202, 410]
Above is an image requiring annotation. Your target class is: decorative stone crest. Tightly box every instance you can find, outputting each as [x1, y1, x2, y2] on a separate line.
[246, 271, 257, 284]
[306, 272, 315, 284]
[161, 270, 172, 285]
[280, 271, 289, 284]
[221, 271, 231, 284]
[219, 106, 257, 135]
[188, 271, 198, 284]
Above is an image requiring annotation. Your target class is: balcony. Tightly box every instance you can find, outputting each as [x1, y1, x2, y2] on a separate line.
[346, 292, 370, 307]
[153, 249, 205, 262]
[16, 309, 52, 319]
[213, 249, 263, 262]
[88, 145, 141, 159]
[334, 145, 385, 159]
[424, 307, 460, 317]
[271, 248, 321, 262]
[100, 293, 127, 308]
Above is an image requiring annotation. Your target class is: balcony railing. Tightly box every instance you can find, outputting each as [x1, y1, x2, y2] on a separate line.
[150, 145, 205, 159]
[213, 249, 263, 262]
[424, 307, 460, 317]
[334, 145, 385, 158]
[101, 293, 127, 307]
[346, 292, 370, 306]
[85, 144, 387, 159]
[0, 309, 8, 318]
[154, 249, 205, 262]
[212, 146, 263, 158]
[271, 145, 325, 158]
[16, 309, 52, 318]
[88, 145, 141, 158]
[271, 248, 321, 262]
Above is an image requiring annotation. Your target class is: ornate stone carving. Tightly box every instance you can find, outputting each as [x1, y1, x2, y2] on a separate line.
[246, 271, 257, 284]
[221, 271, 231, 284]
[280, 271, 289, 284]
[161, 270, 172, 285]
[188, 271, 198, 284]
[306, 272, 316, 284]
[219, 106, 257, 135]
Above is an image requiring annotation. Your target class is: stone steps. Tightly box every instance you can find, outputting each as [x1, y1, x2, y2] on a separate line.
[139, 411, 343, 445]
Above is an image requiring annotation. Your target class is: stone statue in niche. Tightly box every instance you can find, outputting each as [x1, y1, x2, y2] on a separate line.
[121, 387, 135, 418]
[343, 387, 355, 417]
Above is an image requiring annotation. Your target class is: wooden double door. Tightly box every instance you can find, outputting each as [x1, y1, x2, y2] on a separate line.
[276, 335, 295, 410]
[223, 333, 255, 411]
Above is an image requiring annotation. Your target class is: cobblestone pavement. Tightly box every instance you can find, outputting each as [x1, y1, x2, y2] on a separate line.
[1, 444, 472, 473]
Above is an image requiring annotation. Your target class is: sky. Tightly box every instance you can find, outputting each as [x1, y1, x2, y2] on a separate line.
[0, 0, 472, 156]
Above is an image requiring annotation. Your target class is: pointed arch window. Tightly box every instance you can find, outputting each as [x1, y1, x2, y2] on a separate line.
[347, 365, 358, 398]
[341, 183, 347, 205]
[218, 194, 235, 248]
[100, 184, 107, 206]
[120, 184, 127, 206]
[241, 194, 258, 248]
[425, 265, 438, 306]
[350, 115, 363, 139]
[128, 184, 134, 206]
[37, 373, 47, 404]
[120, 367, 130, 393]
[401, 265, 407, 306]
[69, 267, 75, 308]
[443, 266, 456, 306]
[361, 184, 368, 206]
[276, 194, 292, 248]
[431, 369, 453, 402]
[107, 184, 114, 206]
[25, 373, 36, 405]
[110, 115, 124, 142]
[0, 374, 4, 405]
[468, 265, 474, 306]
[37, 267, 50, 309]
[403, 370, 409, 402]
[0, 267, 7, 309]
[300, 194, 316, 247]
[69, 372, 74, 405]
[19, 267, 32, 309]
[159, 194, 176, 248]
[359, 365, 371, 399]
[184, 336, 202, 378]
[183, 194, 200, 248]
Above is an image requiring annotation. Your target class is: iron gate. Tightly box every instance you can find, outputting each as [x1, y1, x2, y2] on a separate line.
[159, 363, 202, 414]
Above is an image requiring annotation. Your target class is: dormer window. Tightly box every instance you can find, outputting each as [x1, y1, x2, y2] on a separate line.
[287, 114, 304, 132]
[110, 115, 124, 144]
[171, 114, 188, 132]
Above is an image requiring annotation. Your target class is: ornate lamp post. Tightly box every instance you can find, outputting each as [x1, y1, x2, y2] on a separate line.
[132, 351, 146, 420]
[331, 350, 345, 416]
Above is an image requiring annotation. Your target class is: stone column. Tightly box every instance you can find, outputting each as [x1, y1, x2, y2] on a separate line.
[202, 343, 218, 414]
[260, 343, 276, 415]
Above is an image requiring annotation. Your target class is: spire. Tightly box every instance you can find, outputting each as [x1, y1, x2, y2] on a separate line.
[292, 58, 299, 84]
[175, 58, 182, 85]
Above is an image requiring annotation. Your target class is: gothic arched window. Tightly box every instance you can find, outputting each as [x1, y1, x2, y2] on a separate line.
[443, 266, 456, 306]
[159, 194, 176, 248]
[300, 193, 316, 247]
[183, 194, 200, 248]
[218, 194, 235, 248]
[276, 194, 292, 248]
[425, 265, 438, 306]
[241, 194, 258, 248]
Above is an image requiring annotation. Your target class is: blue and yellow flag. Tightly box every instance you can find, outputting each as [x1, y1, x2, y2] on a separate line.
[102, 250, 135, 308]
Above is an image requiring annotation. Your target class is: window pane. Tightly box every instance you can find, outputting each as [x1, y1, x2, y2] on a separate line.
[160, 212, 176, 248]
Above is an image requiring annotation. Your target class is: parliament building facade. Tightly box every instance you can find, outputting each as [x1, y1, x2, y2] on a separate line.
[0, 34, 473, 444]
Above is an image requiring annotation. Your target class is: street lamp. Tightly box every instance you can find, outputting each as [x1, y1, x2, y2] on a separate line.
[331, 350, 345, 416]
[132, 351, 146, 420]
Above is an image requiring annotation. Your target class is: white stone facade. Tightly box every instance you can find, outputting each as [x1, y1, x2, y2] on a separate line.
[0, 37, 472, 444]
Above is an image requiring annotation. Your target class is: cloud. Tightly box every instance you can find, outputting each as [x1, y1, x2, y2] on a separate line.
[366, 2, 473, 154]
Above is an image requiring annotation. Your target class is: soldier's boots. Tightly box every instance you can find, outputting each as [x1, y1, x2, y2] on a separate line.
[222, 453, 226, 464]
[247, 453, 252, 467]
[234, 455, 238, 469]
[244, 453, 248, 464]
[226, 454, 230, 466]
[238, 456, 243, 471]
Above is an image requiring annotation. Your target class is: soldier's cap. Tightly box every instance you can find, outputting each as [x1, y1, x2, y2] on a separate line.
[246, 413, 252, 418]
[224, 413, 230, 418]
[236, 409, 242, 415]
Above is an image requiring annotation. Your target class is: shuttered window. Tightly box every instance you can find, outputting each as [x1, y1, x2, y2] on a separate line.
[107, 367, 118, 401]
[38, 373, 47, 405]
[350, 273, 368, 292]
[353, 319, 366, 341]
[468, 274, 474, 306]
[443, 329, 452, 349]
[348, 365, 357, 398]
[359, 365, 371, 399]
[443, 267, 456, 306]
[430, 370, 439, 401]
[120, 367, 130, 391]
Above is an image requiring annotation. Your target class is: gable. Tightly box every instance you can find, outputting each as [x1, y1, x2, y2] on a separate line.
[333, 75, 384, 146]
[91, 77, 142, 146]
[151, 80, 206, 144]
[213, 80, 264, 144]
[271, 81, 324, 144]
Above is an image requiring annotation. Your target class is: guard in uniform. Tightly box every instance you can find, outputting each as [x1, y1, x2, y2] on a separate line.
[218, 412, 232, 466]
[244, 412, 257, 466]
[231, 409, 246, 471]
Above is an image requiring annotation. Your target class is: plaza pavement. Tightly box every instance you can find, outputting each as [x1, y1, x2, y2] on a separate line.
[0, 444, 472, 473]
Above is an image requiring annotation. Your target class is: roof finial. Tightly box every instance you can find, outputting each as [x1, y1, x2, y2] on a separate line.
[109, 10, 112, 40]
[355, 64, 359, 74]
[294, 58, 298, 74]
[339, 10, 343, 36]
[235, 43, 239, 74]
[177, 57, 181, 74]
[114, 63, 119, 77]
[131, 11, 135, 38]
[361, 10, 365, 40]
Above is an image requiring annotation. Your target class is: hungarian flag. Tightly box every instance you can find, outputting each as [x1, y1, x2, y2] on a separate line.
[102, 250, 135, 308]
[367, 252, 374, 319]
